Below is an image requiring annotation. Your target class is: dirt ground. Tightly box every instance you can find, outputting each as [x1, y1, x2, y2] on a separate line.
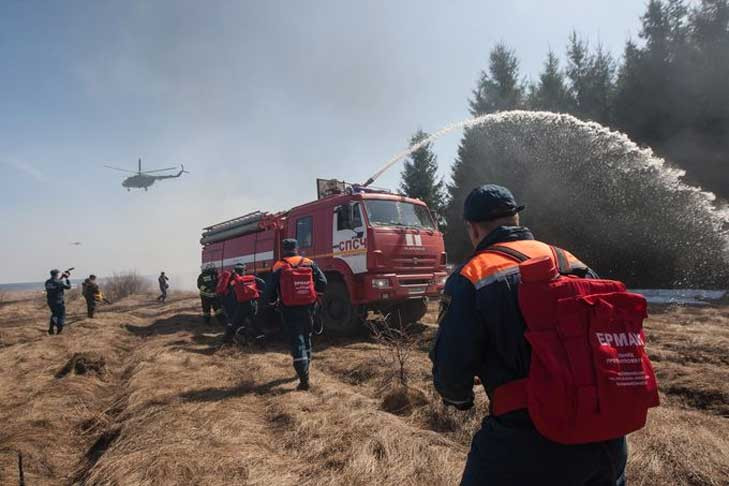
[0, 291, 727, 485]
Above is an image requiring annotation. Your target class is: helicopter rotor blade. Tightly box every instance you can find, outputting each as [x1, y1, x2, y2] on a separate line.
[141, 167, 178, 174]
[104, 165, 138, 173]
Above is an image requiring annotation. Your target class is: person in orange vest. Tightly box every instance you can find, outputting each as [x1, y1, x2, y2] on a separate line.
[430, 185, 628, 485]
[223, 263, 266, 343]
[263, 239, 327, 390]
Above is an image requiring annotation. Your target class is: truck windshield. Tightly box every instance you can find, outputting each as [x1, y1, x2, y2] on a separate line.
[364, 200, 435, 229]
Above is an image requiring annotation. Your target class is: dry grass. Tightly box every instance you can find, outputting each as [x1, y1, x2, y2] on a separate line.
[0, 295, 727, 485]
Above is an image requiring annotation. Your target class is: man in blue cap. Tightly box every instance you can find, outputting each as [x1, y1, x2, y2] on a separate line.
[430, 185, 627, 485]
[263, 238, 327, 390]
[45, 269, 72, 335]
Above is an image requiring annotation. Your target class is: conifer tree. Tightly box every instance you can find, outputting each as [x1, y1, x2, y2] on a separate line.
[446, 44, 525, 262]
[469, 43, 524, 115]
[566, 33, 615, 124]
[528, 50, 572, 112]
[399, 130, 445, 227]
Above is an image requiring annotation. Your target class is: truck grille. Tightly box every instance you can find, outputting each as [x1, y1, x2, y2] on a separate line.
[391, 256, 437, 271]
[399, 278, 431, 286]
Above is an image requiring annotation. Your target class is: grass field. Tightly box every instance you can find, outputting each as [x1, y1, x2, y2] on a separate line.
[0, 292, 727, 485]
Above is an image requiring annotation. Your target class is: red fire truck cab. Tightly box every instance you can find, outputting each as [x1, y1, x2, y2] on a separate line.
[200, 181, 447, 334]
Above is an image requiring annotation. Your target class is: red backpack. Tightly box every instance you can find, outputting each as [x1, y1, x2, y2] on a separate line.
[216, 270, 232, 296]
[279, 257, 318, 307]
[231, 274, 260, 303]
[489, 246, 659, 445]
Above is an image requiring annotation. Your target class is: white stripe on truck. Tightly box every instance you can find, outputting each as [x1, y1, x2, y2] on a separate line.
[202, 250, 275, 270]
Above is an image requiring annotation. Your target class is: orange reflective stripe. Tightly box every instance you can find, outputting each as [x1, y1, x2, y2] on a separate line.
[273, 256, 313, 271]
[460, 253, 520, 285]
[284, 256, 312, 266]
[460, 240, 576, 287]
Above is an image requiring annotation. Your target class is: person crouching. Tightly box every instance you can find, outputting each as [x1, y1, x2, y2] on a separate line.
[223, 263, 265, 344]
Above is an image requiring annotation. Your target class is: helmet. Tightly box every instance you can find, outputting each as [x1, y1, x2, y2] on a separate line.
[234, 263, 246, 273]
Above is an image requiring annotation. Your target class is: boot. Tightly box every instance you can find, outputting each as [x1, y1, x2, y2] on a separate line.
[296, 377, 310, 391]
[48, 325, 54, 335]
[221, 326, 234, 344]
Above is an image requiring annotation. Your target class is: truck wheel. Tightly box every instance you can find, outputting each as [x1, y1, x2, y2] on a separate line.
[390, 299, 428, 326]
[321, 280, 361, 336]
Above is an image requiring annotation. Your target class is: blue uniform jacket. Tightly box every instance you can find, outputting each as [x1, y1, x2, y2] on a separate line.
[45, 277, 71, 305]
[429, 226, 596, 412]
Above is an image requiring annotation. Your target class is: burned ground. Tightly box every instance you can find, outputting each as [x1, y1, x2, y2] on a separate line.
[0, 293, 727, 485]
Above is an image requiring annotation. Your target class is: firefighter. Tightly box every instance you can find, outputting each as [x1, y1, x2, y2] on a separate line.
[157, 271, 169, 302]
[45, 269, 71, 335]
[263, 239, 327, 390]
[197, 265, 223, 325]
[216, 269, 237, 328]
[430, 185, 627, 485]
[82, 274, 100, 318]
[223, 263, 266, 343]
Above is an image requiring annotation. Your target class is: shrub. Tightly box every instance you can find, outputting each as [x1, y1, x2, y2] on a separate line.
[103, 272, 151, 302]
[367, 310, 419, 389]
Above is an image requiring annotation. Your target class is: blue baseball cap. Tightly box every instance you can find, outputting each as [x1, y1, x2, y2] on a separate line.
[463, 184, 525, 222]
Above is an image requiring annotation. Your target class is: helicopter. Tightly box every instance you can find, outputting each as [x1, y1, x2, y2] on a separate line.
[105, 158, 189, 191]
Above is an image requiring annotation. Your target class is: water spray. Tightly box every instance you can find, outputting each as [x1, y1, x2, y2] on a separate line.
[362, 113, 499, 187]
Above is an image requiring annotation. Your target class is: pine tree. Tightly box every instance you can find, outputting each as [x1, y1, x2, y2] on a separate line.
[446, 43, 525, 262]
[566, 33, 615, 124]
[565, 32, 590, 116]
[687, 0, 729, 195]
[528, 49, 572, 112]
[469, 43, 524, 115]
[399, 130, 445, 227]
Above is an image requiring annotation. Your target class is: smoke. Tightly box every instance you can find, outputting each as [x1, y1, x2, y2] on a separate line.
[446, 111, 729, 288]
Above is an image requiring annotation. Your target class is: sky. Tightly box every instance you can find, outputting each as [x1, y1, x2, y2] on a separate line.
[0, 0, 644, 284]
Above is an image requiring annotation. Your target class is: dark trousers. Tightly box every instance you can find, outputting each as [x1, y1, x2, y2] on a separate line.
[224, 302, 258, 341]
[288, 328, 312, 381]
[48, 302, 66, 334]
[200, 295, 222, 324]
[85, 297, 96, 318]
[282, 307, 314, 382]
[157, 286, 168, 302]
[460, 416, 627, 486]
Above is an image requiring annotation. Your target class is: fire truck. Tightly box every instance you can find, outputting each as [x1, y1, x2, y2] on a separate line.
[200, 179, 447, 334]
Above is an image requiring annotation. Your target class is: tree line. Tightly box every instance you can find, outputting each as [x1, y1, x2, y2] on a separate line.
[399, 0, 729, 286]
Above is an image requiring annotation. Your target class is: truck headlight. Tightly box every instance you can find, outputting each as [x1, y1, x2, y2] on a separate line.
[372, 278, 391, 289]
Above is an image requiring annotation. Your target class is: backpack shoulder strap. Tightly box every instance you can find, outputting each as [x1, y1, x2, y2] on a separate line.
[484, 245, 531, 262]
[550, 246, 571, 274]
[486, 244, 573, 275]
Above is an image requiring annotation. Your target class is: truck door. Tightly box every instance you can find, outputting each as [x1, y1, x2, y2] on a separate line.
[332, 202, 367, 274]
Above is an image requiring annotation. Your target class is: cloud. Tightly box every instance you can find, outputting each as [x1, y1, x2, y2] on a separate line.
[1, 160, 45, 182]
